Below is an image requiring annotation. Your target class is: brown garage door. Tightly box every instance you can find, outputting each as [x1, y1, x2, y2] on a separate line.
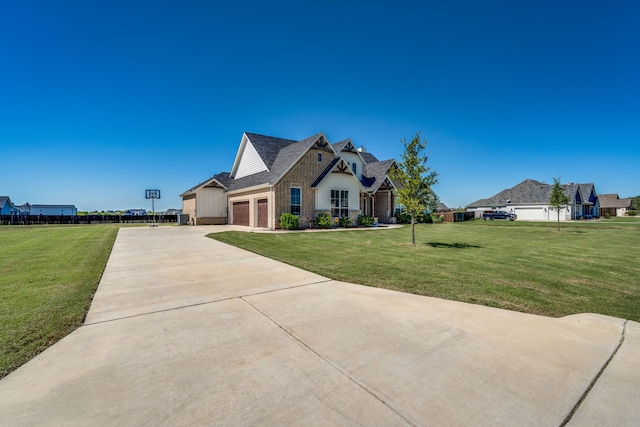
[232, 201, 249, 226]
[257, 199, 268, 228]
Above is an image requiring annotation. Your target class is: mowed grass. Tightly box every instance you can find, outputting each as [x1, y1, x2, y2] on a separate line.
[0, 225, 119, 378]
[210, 219, 640, 321]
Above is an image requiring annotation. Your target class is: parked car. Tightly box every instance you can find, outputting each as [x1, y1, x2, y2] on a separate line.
[483, 210, 516, 221]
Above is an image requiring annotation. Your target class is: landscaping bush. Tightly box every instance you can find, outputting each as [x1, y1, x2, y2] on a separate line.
[396, 211, 428, 224]
[430, 213, 444, 224]
[315, 212, 332, 228]
[279, 213, 299, 230]
[396, 212, 411, 224]
[338, 216, 352, 227]
[356, 214, 375, 227]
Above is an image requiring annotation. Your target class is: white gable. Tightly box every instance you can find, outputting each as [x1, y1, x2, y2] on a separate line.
[234, 139, 268, 179]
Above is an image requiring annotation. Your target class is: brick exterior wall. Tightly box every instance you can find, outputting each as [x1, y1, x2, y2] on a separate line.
[274, 148, 335, 228]
[375, 190, 392, 223]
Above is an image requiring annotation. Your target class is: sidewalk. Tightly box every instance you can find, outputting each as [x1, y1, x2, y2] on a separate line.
[0, 225, 638, 426]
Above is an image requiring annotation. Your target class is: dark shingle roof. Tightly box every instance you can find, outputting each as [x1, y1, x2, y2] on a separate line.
[332, 139, 350, 152]
[581, 183, 596, 204]
[467, 179, 597, 208]
[228, 133, 325, 192]
[180, 172, 232, 196]
[213, 172, 233, 188]
[192, 132, 392, 196]
[360, 152, 379, 164]
[244, 133, 297, 170]
[362, 159, 396, 193]
[467, 179, 552, 207]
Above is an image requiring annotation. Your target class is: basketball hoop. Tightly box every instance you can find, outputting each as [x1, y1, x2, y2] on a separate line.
[145, 189, 161, 227]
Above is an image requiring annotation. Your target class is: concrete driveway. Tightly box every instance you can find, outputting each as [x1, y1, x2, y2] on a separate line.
[0, 225, 638, 426]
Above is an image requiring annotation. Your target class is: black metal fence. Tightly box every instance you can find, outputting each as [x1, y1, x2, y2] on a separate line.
[0, 215, 178, 225]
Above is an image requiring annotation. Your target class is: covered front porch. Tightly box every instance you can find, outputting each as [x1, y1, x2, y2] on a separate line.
[360, 187, 396, 223]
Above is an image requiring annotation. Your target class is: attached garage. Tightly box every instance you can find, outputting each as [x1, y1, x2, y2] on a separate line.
[514, 207, 545, 221]
[180, 173, 231, 225]
[232, 201, 250, 226]
[257, 199, 268, 228]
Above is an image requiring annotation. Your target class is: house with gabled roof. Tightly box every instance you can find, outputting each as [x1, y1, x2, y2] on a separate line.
[467, 179, 599, 221]
[1, 198, 77, 217]
[0, 196, 20, 216]
[599, 194, 632, 217]
[180, 132, 398, 228]
[180, 172, 233, 225]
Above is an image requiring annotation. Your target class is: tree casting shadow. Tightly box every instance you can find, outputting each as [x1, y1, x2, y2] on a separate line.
[426, 242, 482, 249]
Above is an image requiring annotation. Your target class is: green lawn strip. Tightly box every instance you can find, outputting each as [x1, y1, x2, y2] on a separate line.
[0, 225, 119, 379]
[209, 220, 640, 321]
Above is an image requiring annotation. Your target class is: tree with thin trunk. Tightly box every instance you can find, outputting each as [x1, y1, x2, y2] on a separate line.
[549, 177, 570, 231]
[390, 132, 439, 244]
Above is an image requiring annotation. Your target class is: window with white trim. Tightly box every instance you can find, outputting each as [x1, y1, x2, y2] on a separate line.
[290, 187, 301, 216]
[331, 190, 349, 217]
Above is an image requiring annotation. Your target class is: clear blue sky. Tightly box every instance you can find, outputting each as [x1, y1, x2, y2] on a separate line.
[2, 1, 638, 211]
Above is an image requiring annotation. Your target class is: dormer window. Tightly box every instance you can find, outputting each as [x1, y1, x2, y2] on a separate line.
[318, 152, 322, 162]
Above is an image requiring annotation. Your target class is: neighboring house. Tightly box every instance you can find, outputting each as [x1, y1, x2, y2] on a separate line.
[163, 208, 182, 215]
[599, 194, 632, 217]
[16, 203, 31, 215]
[1, 199, 78, 216]
[27, 204, 78, 216]
[467, 179, 599, 221]
[0, 197, 21, 215]
[181, 132, 398, 228]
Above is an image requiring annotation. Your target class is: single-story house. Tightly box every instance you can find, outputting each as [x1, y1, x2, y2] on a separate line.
[125, 209, 147, 216]
[181, 132, 399, 228]
[1, 199, 78, 216]
[467, 179, 599, 221]
[16, 203, 31, 215]
[598, 194, 632, 217]
[163, 208, 182, 215]
[28, 204, 78, 216]
[0, 197, 21, 215]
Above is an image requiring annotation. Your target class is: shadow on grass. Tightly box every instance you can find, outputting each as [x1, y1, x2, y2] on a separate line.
[426, 242, 482, 249]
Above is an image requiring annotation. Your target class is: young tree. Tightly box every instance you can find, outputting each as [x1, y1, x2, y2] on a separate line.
[549, 177, 570, 231]
[390, 132, 439, 244]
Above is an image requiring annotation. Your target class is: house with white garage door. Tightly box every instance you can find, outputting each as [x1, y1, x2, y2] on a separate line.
[181, 132, 398, 228]
[467, 179, 599, 221]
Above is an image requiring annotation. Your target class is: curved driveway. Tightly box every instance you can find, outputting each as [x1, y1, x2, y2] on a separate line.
[0, 225, 638, 426]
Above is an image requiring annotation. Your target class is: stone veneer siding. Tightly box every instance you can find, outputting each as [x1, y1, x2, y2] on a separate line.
[273, 148, 335, 228]
[196, 217, 226, 225]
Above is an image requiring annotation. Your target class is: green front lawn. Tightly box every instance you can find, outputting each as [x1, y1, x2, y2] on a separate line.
[0, 225, 119, 378]
[210, 219, 640, 321]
